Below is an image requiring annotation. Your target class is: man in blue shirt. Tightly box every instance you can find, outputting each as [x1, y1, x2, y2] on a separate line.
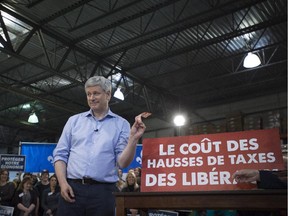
[53, 76, 147, 216]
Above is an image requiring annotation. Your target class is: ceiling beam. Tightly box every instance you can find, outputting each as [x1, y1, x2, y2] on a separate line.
[123, 14, 286, 70]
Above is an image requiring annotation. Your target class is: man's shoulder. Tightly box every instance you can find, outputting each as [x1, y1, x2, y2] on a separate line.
[66, 111, 91, 123]
[71, 111, 90, 119]
[108, 110, 129, 124]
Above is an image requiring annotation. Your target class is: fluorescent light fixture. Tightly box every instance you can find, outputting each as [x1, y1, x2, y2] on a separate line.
[114, 88, 124, 100]
[173, 115, 186, 126]
[28, 112, 39, 123]
[243, 52, 261, 68]
[115, 65, 122, 71]
[22, 104, 31, 109]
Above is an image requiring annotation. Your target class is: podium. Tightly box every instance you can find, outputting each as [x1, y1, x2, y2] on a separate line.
[114, 190, 287, 216]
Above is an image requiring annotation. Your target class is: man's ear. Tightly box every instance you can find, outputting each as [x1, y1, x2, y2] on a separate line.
[106, 91, 112, 101]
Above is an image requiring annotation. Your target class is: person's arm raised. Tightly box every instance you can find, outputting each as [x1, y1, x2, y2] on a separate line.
[118, 113, 149, 168]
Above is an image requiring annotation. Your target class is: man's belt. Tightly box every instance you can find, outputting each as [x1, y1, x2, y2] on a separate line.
[67, 178, 114, 185]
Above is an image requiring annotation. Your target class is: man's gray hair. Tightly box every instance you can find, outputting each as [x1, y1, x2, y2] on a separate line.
[84, 76, 112, 93]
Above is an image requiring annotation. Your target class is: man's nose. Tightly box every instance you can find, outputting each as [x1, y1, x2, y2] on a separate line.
[88, 94, 96, 99]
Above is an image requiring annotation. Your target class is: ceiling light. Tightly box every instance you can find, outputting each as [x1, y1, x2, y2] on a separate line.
[28, 112, 39, 123]
[22, 103, 31, 109]
[114, 88, 124, 100]
[243, 52, 261, 68]
[173, 115, 186, 126]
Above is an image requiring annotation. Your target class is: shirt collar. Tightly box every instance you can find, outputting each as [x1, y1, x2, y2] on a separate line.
[85, 109, 116, 120]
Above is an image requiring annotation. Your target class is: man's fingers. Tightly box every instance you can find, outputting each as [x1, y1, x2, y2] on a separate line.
[61, 188, 75, 203]
[140, 112, 152, 118]
[135, 112, 152, 122]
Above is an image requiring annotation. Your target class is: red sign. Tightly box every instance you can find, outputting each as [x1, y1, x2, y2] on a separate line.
[141, 129, 284, 192]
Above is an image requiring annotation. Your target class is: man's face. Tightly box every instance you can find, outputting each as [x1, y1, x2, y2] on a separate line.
[41, 173, 49, 181]
[86, 86, 110, 113]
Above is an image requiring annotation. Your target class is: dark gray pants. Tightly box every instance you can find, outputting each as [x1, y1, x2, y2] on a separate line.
[56, 181, 116, 216]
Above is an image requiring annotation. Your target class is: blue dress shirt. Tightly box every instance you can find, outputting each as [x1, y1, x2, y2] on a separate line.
[53, 109, 130, 183]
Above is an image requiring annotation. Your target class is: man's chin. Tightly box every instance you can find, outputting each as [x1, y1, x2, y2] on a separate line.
[90, 104, 98, 109]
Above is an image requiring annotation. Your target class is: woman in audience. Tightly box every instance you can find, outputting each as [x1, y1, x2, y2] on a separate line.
[12, 176, 38, 216]
[121, 171, 140, 216]
[41, 174, 60, 216]
[0, 168, 16, 206]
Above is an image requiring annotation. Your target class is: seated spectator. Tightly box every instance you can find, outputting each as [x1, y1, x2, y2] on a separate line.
[121, 171, 140, 193]
[41, 174, 60, 216]
[0, 168, 15, 206]
[121, 171, 140, 216]
[12, 176, 38, 216]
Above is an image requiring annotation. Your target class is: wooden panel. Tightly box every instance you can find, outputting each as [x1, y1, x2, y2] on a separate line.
[114, 190, 287, 216]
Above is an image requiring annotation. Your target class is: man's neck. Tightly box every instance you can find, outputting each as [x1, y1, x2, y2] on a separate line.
[92, 108, 109, 120]
[41, 180, 49, 185]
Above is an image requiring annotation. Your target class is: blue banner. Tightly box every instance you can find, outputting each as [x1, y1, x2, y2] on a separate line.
[20, 142, 56, 173]
[122, 144, 142, 173]
[20, 142, 142, 173]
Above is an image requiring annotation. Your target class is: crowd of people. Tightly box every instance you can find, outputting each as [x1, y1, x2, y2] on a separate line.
[0, 166, 286, 216]
[0, 166, 143, 216]
[0, 169, 60, 216]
